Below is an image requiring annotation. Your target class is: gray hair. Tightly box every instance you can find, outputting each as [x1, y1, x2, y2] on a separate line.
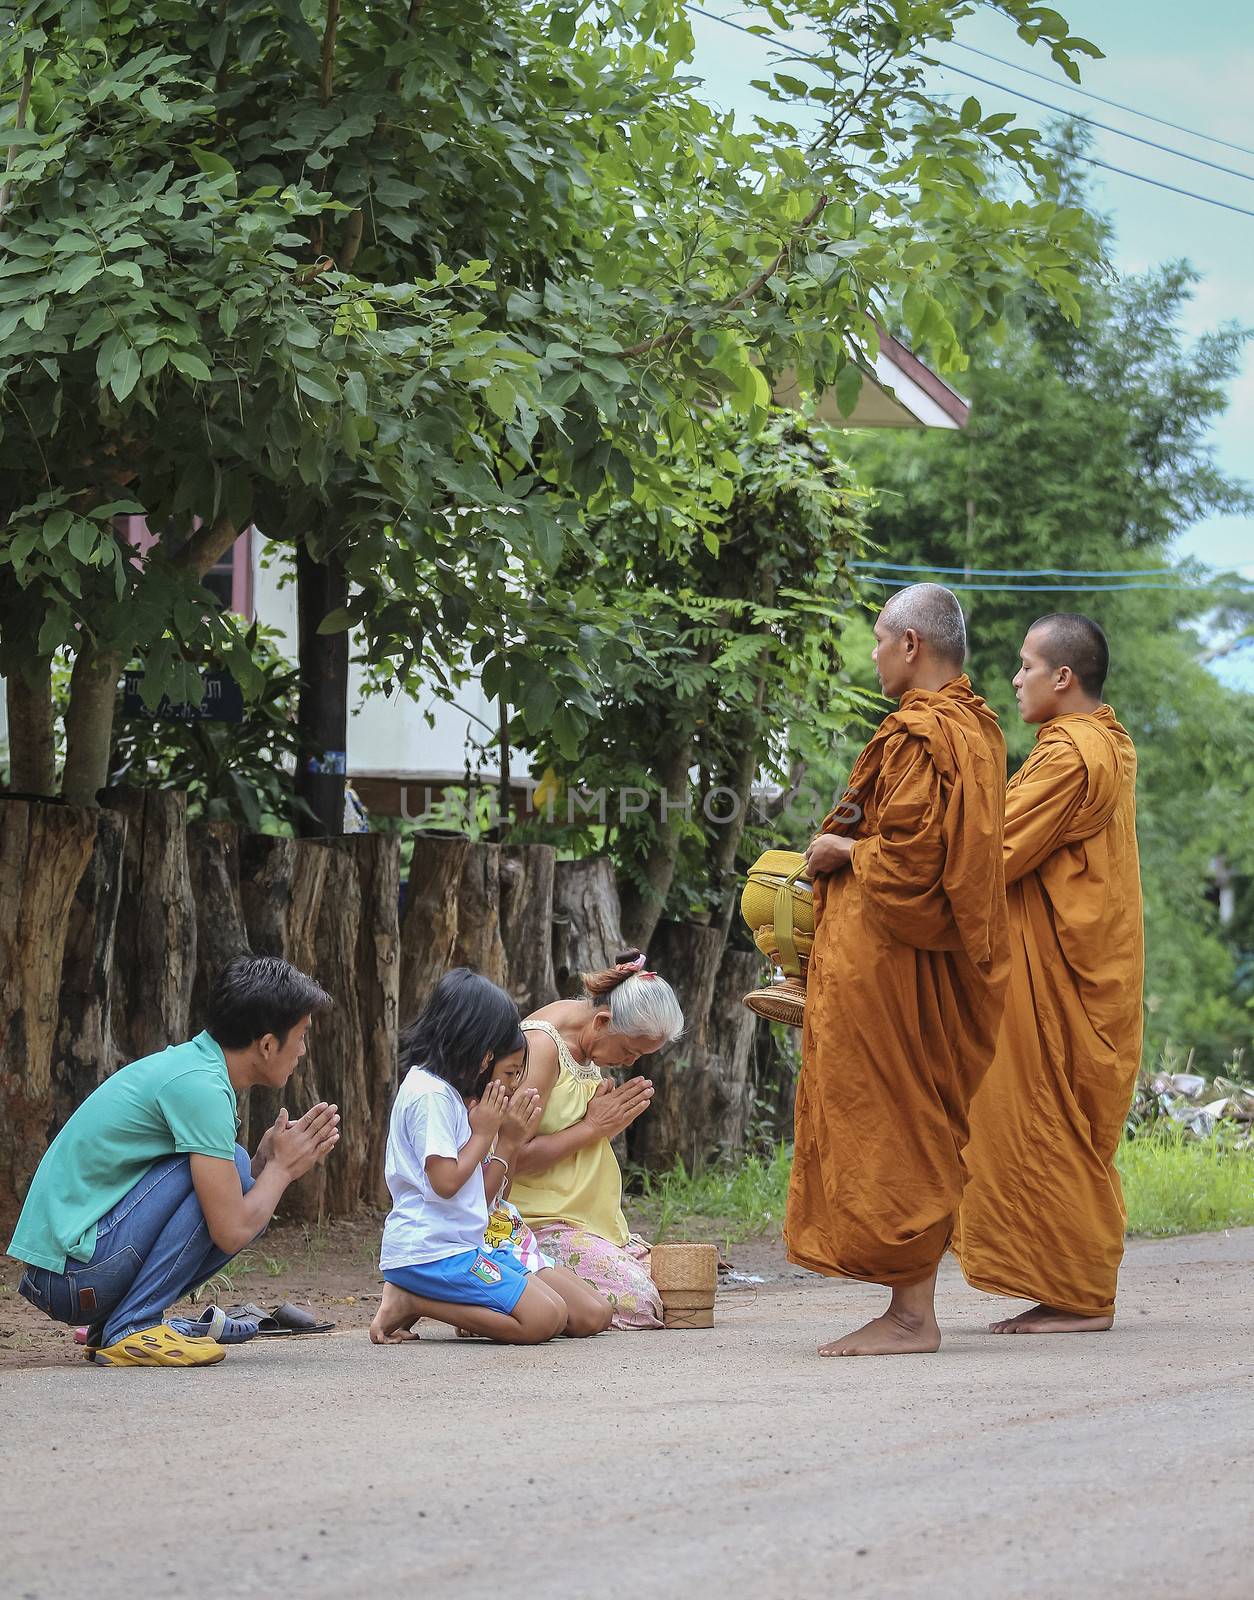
[583, 953, 685, 1044]
[880, 582, 967, 666]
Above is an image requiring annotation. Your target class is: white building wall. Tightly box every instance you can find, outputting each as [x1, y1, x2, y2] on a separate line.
[252, 536, 504, 778]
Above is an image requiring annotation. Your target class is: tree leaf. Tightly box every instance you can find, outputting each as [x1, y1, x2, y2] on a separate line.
[170, 350, 212, 381]
[109, 345, 141, 401]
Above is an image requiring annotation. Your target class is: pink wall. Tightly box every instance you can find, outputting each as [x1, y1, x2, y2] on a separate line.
[117, 517, 254, 619]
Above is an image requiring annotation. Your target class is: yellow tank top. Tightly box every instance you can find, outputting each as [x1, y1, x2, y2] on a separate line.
[508, 1020, 629, 1246]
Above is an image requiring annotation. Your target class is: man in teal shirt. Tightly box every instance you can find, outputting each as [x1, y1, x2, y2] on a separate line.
[8, 955, 339, 1366]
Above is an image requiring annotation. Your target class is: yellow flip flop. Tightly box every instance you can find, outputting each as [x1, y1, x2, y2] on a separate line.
[91, 1325, 227, 1367]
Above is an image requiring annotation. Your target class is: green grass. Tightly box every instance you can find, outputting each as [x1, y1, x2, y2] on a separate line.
[627, 1131, 1253, 1244]
[1117, 1125, 1254, 1236]
[627, 1144, 792, 1246]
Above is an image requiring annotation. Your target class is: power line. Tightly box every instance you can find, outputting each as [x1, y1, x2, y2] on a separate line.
[948, 39, 1254, 162]
[933, 60, 1254, 187]
[1066, 152, 1254, 220]
[852, 560, 1236, 579]
[858, 573, 1254, 594]
[685, 6, 1254, 222]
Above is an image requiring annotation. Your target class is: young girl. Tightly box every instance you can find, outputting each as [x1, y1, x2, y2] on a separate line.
[370, 968, 611, 1346]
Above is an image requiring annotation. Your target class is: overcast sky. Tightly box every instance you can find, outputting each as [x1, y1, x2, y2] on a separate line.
[687, 1, 1254, 587]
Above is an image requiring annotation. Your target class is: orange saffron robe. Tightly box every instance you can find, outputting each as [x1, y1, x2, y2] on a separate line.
[954, 707, 1143, 1317]
[786, 676, 1011, 1287]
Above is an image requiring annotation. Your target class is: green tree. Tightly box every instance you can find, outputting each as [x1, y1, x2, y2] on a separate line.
[513, 410, 879, 948]
[1, 1, 1101, 808]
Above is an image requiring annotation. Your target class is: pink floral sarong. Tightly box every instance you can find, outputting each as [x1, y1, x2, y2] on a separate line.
[531, 1225, 663, 1330]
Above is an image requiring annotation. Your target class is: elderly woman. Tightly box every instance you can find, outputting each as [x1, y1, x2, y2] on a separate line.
[508, 950, 684, 1329]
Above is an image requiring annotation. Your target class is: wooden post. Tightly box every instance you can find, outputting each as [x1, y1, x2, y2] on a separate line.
[552, 857, 626, 998]
[103, 788, 197, 1066]
[452, 840, 506, 981]
[398, 835, 471, 1022]
[0, 799, 98, 1217]
[341, 833, 400, 1211]
[628, 927, 761, 1172]
[187, 821, 251, 1030]
[499, 843, 558, 1013]
[52, 807, 127, 1130]
[238, 835, 331, 1205]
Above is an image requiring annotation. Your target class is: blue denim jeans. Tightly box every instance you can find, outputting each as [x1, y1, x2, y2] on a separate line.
[17, 1146, 256, 1348]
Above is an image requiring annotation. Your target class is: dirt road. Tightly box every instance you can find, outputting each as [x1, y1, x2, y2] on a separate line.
[2, 1229, 1250, 1600]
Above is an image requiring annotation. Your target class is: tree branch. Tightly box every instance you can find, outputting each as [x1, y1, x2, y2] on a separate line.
[0, 52, 35, 220]
[320, 0, 342, 107]
[387, 0, 427, 95]
[175, 509, 241, 579]
[616, 194, 829, 360]
[338, 207, 364, 272]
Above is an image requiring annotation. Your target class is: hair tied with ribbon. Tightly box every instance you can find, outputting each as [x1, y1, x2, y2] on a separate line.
[617, 952, 658, 980]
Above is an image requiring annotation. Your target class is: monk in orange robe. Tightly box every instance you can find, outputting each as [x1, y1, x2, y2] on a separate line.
[955, 614, 1143, 1333]
[787, 584, 1010, 1356]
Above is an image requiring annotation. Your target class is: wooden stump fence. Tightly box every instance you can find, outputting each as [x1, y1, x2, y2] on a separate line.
[0, 796, 767, 1219]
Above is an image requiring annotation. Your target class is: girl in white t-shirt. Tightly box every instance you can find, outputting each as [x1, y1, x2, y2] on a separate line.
[370, 969, 612, 1345]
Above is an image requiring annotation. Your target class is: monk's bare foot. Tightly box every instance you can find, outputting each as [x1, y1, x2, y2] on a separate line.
[989, 1304, 1113, 1334]
[369, 1283, 423, 1344]
[818, 1308, 941, 1357]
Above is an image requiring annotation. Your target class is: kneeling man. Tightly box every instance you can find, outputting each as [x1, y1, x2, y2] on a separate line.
[7, 955, 338, 1366]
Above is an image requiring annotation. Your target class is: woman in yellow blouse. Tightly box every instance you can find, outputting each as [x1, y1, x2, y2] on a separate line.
[508, 951, 684, 1328]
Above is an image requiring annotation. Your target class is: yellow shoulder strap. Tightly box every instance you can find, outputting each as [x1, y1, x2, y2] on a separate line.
[774, 861, 807, 978]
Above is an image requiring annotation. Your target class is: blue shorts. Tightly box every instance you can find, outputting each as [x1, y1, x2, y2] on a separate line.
[383, 1246, 532, 1315]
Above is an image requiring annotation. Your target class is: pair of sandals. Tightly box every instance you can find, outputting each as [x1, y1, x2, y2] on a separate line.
[166, 1301, 335, 1344]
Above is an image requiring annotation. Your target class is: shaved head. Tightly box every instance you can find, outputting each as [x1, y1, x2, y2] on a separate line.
[1028, 613, 1109, 698]
[879, 583, 967, 667]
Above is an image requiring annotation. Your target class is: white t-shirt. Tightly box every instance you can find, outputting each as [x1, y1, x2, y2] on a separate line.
[379, 1067, 488, 1270]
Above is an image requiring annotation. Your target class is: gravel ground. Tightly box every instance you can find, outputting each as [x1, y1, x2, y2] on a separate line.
[1, 1228, 1250, 1600]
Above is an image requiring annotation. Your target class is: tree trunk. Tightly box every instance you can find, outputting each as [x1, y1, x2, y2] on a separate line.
[452, 841, 506, 981]
[398, 834, 472, 1023]
[52, 807, 127, 1131]
[187, 821, 251, 1033]
[499, 844, 558, 1013]
[62, 643, 124, 807]
[298, 843, 360, 1218]
[238, 834, 330, 1149]
[295, 542, 349, 836]
[634, 940, 766, 1170]
[344, 834, 401, 1210]
[5, 659, 56, 796]
[750, 1014, 799, 1145]
[627, 920, 726, 1171]
[103, 788, 197, 1064]
[0, 799, 98, 1218]
[708, 685, 768, 940]
[273, 836, 397, 1218]
[552, 857, 626, 998]
[618, 735, 695, 952]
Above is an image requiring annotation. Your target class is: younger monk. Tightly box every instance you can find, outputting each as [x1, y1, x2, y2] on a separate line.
[787, 584, 1010, 1356]
[955, 614, 1143, 1333]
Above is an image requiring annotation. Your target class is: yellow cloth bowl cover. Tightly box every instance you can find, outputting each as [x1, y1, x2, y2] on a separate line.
[741, 850, 814, 938]
[754, 926, 814, 963]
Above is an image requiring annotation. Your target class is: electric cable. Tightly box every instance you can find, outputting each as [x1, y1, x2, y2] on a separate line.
[947, 38, 1254, 162]
[685, 6, 1254, 220]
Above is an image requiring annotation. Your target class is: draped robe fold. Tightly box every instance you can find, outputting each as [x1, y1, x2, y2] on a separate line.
[785, 676, 1011, 1287]
[954, 707, 1143, 1318]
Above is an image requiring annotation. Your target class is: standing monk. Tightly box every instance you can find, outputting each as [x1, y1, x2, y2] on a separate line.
[787, 584, 1010, 1356]
[955, 614, 1143, 1333]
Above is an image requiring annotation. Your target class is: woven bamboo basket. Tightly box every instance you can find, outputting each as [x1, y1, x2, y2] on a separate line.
[649, 1242, 718, 1330]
